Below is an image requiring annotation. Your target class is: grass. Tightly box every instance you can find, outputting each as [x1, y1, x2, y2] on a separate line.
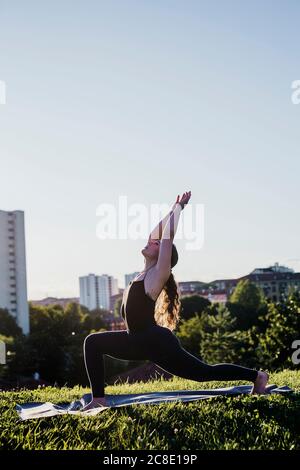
[0, 369, 299, 450]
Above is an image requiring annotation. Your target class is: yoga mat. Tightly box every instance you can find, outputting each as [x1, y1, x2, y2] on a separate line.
[15, 384, 294, 421]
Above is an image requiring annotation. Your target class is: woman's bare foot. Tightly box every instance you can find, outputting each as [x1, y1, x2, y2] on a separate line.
[250, 370, 269, 395]
[81, 396, 109, 411]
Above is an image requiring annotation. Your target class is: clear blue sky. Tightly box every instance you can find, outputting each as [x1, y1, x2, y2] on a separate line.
[0, 0, 299, 299]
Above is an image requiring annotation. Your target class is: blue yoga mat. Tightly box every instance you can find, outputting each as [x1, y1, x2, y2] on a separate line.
[15, 384, 294, 420]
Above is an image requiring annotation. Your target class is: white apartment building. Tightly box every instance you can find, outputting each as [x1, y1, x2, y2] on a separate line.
[79, 274, 119, 311]
[125, 272, 139, 288]
[0, 210, 30, 334]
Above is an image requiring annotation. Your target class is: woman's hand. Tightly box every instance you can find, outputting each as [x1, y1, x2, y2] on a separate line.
[177, 191, 192, 210]
[81, 396, 109, 411]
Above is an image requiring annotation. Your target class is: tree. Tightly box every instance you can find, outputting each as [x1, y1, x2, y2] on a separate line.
[10, 303, 90, 384]
[0, 308, 23, 337]
[227, 279, 267, 330]
[8, 302, 120, 387]
[176, 303, 255, 366]
[255, 291, 300, 370]
[83, 308, 108, 331]
[113, 298, 123, 319]
[179, 295, 212, 321]
[229, 279, 265, 310]
[199, 305, 250, 364]
[61, 302, 87, 334]
[176, 314, 205, 356]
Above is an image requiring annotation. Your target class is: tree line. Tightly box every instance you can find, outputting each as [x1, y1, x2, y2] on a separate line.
[0, 279, 299, 388]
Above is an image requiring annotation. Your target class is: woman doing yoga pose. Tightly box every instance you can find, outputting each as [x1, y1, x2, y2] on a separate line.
[82, 191, 268, 410]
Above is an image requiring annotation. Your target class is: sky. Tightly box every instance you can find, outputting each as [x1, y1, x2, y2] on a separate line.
[0, 0, 299, 299]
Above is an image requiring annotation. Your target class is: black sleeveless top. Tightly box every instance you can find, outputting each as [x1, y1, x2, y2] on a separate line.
[121, 278, 156, 332]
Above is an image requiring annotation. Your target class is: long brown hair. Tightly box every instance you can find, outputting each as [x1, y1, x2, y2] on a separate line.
[154, 244, 181, 331]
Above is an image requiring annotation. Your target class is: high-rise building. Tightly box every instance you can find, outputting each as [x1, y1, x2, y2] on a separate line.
[79, 273, 119, 311]
[125, 272, 139, 288]
[0, 210, 30, 334]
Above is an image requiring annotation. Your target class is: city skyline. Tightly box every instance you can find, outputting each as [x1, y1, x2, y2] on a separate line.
[28, 261, 300, 316]
[0, 203, 297, 300]
[29, 261, 299, 302]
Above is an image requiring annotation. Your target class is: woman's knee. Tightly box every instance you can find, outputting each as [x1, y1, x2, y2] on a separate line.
[84, 332, 101, 351]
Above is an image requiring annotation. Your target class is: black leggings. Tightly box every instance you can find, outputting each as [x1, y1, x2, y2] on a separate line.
[83, 325, 259, 397]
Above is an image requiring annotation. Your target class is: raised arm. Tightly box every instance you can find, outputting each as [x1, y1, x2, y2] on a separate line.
[148, 195, 180, 242]
[155, 191, 191, 278]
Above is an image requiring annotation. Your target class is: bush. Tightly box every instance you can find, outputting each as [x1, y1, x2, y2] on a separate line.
[179, 295, 212, 321]
[227, 279, 267, 330]
[255, 291, 300, 370]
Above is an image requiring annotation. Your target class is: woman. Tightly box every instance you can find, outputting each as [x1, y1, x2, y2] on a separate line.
[82, 191, 268, 411]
